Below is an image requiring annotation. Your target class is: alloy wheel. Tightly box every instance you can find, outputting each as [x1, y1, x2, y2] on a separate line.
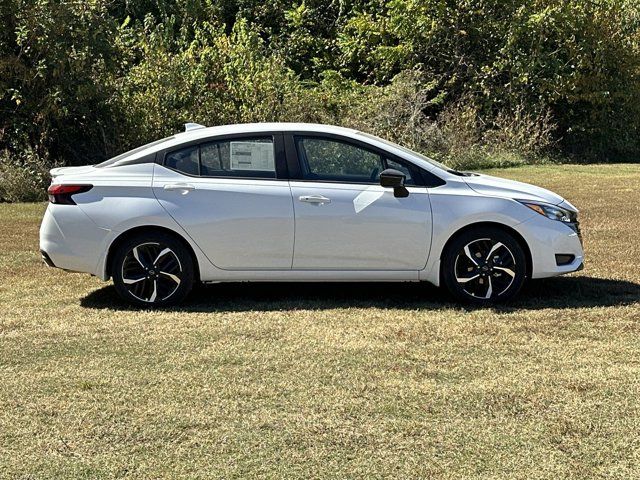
[121, 242, 183, 303]
[453, 238, 517, 300]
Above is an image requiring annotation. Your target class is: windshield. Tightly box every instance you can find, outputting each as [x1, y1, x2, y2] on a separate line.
[95, 136, 175, 167]
[356, 131, 454, 172]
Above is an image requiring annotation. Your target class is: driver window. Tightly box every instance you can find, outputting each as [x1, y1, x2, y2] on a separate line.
[383, 157, 415, 186]
[295, 137, 384, 183]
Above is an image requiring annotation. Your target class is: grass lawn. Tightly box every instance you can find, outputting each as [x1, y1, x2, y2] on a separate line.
[1, 164, 640, 479]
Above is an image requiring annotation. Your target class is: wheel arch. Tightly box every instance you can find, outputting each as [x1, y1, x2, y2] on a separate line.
[439, 221, 533, 279]
[105, 225, 201, 281]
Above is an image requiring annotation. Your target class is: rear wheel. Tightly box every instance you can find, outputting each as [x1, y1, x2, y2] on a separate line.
[112, 232, 194, 307]
[442, 227, 527, 304]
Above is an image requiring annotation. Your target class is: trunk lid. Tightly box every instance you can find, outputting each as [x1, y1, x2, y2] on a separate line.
[49, 165, 96, 179]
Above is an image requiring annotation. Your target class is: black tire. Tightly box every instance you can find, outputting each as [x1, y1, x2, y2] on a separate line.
[442, 226, 527, 304]
[111, 232, 195, 307]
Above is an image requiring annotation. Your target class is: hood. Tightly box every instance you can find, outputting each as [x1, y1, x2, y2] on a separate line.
[462, 172, 564, 205]
[49, 165, 96, 179]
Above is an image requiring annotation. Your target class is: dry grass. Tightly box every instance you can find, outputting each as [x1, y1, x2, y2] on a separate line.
[1, 164, 639, 479]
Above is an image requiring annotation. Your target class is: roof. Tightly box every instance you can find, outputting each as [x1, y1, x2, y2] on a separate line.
[99, 123, 447, 177]
[174, 122, 359, 142]
[99, 123, 363, 168]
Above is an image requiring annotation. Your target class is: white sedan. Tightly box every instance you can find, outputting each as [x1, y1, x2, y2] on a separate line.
[40, 123, 584, 306]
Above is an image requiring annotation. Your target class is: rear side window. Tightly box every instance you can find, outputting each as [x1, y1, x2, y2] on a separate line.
[164, 137, 276, 178]
[165, 146, 199, 175]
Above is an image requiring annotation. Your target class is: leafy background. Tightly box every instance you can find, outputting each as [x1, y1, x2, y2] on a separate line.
[1, 0, 640, 200]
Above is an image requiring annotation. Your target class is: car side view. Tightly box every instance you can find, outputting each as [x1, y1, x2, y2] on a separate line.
[40, 123, 584, 306]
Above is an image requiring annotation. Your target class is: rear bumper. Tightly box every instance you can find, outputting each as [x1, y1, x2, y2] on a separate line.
[40, 249, 56, 268]
[39, 204, 111, 277]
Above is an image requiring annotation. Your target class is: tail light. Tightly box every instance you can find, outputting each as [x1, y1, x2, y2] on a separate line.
[47, 184, 93, 205]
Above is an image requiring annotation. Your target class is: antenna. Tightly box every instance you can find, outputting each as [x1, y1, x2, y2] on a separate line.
[184, 123, 206, 132]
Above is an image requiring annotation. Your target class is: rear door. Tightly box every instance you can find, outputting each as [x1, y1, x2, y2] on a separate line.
[153, 133, 295, 270]
[287, 134, 433, 270]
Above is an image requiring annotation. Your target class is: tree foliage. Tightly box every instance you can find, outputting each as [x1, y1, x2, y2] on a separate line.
[1, 0, 639, 188]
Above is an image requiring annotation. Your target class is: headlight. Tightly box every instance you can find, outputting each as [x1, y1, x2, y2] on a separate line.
[517, 200, 576, 223]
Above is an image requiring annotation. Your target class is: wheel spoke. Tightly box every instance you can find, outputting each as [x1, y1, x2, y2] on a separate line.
[149, 280, 158, 302]
[485, 242, 504, 261]
[160, 271, 181, 285]
[153, 247, 172, 266]
[484, 276, 493, 299]
[456, 274, 479, 284]
[464, 245, 479, 266]
[494, 266, 515, 278]
[123, 276, 145, 285]
[132, 246, 148, 269]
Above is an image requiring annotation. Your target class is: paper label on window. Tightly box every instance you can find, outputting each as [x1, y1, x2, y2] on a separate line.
[230, 142, 275, 171]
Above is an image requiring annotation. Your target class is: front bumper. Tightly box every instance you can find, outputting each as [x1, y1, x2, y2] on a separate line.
[516, 212, 585, 279]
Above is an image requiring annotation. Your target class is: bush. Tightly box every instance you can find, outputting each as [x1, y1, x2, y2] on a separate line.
[435, 100, 556, 170]
[336, 0, 640, 162]
[0, 150, 50, 203]
[283, 70, 556, 170]
[1, 0, 639, 201]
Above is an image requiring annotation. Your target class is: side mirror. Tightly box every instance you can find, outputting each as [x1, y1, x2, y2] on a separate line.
[379, 168, 409, 198]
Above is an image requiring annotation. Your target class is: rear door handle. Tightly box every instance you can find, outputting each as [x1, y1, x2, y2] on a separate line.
[299, 195, 331, 205]
[163, 183, 196, 193]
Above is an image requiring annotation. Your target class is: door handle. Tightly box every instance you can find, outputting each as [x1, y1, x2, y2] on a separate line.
[299, 195, 331, 205]
[163, 183, 196, 193]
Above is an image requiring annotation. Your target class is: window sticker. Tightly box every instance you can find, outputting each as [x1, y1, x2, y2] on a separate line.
[230, 142, 275, 171]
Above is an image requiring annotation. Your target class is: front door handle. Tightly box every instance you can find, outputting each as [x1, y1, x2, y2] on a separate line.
[299, 195, 331, 205]
[163, 183, 196, 194]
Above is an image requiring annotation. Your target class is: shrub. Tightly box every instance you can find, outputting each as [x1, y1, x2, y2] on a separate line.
[435, 100, 556, 170]
[336, 0, 640, 162]
[283, 70, 556, 170]
[1, 0, 639, 202]
[0, 150, 50, 203]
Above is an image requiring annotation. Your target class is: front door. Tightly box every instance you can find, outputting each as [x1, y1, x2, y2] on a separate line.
[288, 135, 432, 270]
[153, 134, 294, 270]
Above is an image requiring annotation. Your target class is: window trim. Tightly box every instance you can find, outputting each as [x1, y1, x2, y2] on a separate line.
[158, 132, 288, 180]
[284, 132, 432, 187]
[152, 130, 445, 187]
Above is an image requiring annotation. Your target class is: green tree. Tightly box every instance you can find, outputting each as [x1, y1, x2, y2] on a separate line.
[0, 0, 120, 164]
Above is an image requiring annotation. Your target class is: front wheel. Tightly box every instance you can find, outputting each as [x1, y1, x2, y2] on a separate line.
[111, 232, 195, 307]
[442, 227, 527, 304]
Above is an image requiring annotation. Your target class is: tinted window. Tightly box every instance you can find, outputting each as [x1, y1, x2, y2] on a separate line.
[201, 138, 275, 178]
[382, 157, 415, 186]
[296, 137, 384, 183]
[165, 146, 199, 175]
[164, 137, 276, 178]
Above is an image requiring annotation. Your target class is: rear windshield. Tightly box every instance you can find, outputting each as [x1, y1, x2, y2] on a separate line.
[95, 136, 175, 167]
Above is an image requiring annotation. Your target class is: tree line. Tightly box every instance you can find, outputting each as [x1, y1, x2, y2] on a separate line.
[1, 0, 639, 200]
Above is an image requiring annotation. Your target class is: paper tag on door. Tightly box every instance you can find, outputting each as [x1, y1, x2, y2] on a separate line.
[230, 142, 275, 171]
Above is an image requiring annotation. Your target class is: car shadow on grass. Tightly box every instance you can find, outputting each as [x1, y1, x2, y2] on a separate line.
[80, 275, 640, 312]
